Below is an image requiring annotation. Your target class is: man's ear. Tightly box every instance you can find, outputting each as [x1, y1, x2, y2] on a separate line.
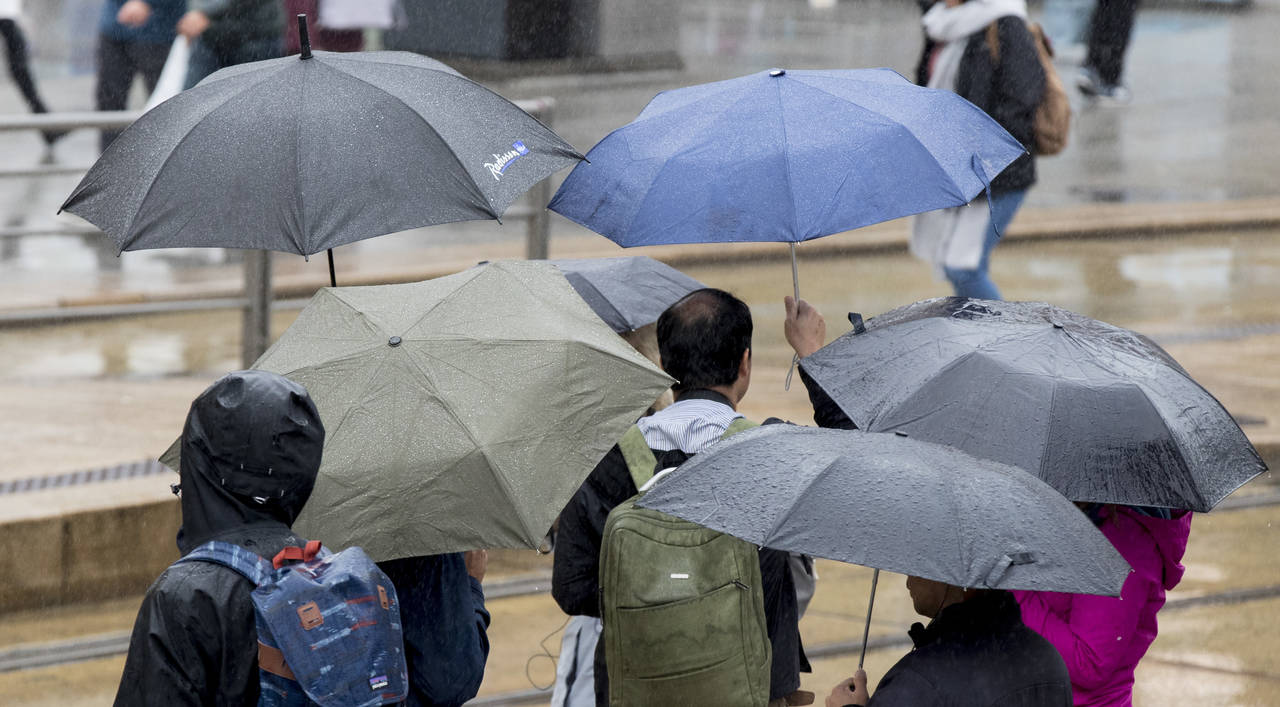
[739, 348, 752, 380]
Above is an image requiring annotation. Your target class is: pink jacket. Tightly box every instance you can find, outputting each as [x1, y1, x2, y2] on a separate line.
[1015, 506, 1192, 707]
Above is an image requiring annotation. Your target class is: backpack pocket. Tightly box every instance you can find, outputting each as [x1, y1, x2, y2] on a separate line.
[614, 582, 747, 678]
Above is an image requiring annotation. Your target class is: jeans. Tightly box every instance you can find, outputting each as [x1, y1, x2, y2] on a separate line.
[944, 189, 1027, 301]
[185, 36, 282, 90]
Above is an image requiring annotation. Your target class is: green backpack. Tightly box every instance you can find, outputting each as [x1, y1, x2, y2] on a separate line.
[600, 418, 772, 706]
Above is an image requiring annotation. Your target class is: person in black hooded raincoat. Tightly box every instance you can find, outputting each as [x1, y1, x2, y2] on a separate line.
[114, 370, 325, 705]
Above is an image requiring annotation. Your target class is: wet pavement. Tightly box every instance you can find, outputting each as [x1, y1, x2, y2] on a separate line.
[2, 0, 1280, 298]
[1, 0, 1278, 703]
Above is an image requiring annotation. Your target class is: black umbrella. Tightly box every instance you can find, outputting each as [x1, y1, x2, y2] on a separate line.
[548, 256, 707, 333]
[61, 17, 583, 285]
[638, 425, 1130, 666]
[801, 297, 1267, 511]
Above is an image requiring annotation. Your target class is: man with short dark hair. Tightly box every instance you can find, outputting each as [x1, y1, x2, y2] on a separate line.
[553, 288, 809, 706]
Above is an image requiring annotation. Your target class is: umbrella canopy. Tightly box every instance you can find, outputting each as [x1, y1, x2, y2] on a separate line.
[547, 68, 1025, 247]
[62, 50, 582, 256]
[164, 261, 673, 560]
[638, 425, 1130, 596]
[549, 256, 707, 332]
[800, 297, 1267, 511]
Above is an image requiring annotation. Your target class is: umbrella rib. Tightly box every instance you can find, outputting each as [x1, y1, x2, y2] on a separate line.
[398, 346, 541, 542]
[773, 76, 801, 242]
[120, 65, 294, 252]
[318, 65, 500, 220]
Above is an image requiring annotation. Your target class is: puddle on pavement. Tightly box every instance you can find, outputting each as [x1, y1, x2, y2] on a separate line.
[3, 230, 1279, 383]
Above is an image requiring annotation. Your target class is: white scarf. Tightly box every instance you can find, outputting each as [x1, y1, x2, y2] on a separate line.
[922, 0, 1027, 92]
[911, 0, 1026, 276]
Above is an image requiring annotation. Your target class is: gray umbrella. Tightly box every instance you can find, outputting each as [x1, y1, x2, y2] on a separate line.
[638, 425, 1129, 596]
[638, 425, 1130, 667]
[548, 256, 707, 332]
[800, 297, 1267, 511]
[60, 40, 582, 265]
[163, 261, 673, 561]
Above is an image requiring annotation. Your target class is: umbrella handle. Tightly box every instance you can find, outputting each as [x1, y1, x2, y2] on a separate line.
[785, 243, 800, 390]
[858, 568, 880, 670]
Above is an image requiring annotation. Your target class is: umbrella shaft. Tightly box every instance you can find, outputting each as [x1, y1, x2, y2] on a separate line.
[859, 568, 880, 670]
[327, 249, 336, 287]
[789, 242, 800, 301]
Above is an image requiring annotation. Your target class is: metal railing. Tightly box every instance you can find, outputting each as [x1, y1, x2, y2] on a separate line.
[0, 99, 558, 365]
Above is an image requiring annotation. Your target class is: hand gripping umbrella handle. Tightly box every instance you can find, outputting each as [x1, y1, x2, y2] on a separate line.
[858, 568, 880, 670]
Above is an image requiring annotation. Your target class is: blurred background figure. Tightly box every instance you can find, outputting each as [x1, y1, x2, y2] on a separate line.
[910, 0, 1045, 300]
[1077, 0, 1139, 101]
[95, 0, 186, 151]
[0, 0, 63, 145]
[283, 0, 399, 54]
[179, 0, 282, 89]
[283, 0, 361, 54]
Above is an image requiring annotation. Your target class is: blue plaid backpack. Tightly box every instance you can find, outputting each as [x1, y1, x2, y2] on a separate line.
[177, 540, 409, 707]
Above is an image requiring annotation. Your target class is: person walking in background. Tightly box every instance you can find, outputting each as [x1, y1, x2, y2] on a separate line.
[0, 0, 62, 145]
[95, 0, 186, 151]
[1014, 505, 1192, 706]
[1077, 0, 1138, 101]
[178, 0, 282, 89]
[910, 0, 1045, 301]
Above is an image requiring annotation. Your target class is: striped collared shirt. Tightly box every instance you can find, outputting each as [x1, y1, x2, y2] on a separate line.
[636, 395, 743, 454]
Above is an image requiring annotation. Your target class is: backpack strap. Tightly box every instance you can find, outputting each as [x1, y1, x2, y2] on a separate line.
[176, 540, 274, 587]
[271, 540, 323, 569]
[619, 424, 658, 491]
[721, 417, 759, 439]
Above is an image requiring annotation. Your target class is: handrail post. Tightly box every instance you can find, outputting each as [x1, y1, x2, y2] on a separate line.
[525, 100, 554, 260]
[241, 249, 271, 367]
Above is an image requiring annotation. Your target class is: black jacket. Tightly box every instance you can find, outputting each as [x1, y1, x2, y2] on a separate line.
[551, 392, 808, 704]
[378, 554, 492, 707]
[115, 371, 325, 706]
[868, 591, 1072, 706]
[916, 16, 1045, 194]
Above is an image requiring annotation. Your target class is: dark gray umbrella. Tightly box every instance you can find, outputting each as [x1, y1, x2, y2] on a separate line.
[638, 425, 1130, 666]
[801, 297, 1267, 511]
[61, 26, 582, 281]
[639, 426, 1129, 596]
[548, 256, 707, 332]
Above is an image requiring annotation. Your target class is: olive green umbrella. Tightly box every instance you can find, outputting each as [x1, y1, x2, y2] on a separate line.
[164, 261, 672, 561]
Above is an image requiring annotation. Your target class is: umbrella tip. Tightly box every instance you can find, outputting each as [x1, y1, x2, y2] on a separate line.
[297, 14, 313, 60]
[388, 336, 402, 347]
[848, 312, 866, 335]
[769, 68, 786, 77]
[894, 430, 908, 438]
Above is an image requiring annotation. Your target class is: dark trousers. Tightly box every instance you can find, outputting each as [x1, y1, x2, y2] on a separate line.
[95, 35, 170, 151]
[184, 36, 282, 90]
[0, 18, 46, 113]
[1085, 0, 1140, 85]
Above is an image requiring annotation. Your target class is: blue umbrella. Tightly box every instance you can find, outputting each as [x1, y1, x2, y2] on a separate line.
[548, 67, 1026, 381]
[549, 67, 1024, 253]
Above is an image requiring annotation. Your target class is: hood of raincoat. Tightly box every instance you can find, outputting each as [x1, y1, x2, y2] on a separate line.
[176, 370, 325, 554]
[1106, 505, 1191, 591]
